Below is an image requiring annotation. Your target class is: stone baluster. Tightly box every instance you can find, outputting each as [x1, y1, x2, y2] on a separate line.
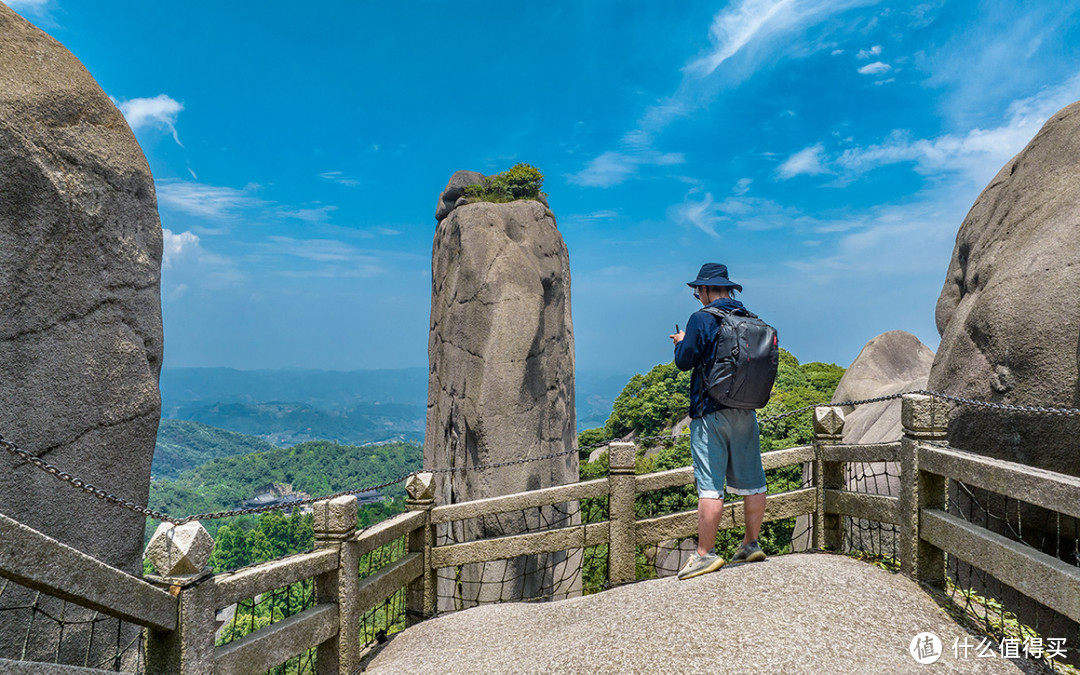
[314, 496, 359, 675]
[813, 406, 845, 551]
[607, 442, 637, 585]
[405, 472, 436, 626]
[143, 521, 216, 675]
[899, 393, 950, 586]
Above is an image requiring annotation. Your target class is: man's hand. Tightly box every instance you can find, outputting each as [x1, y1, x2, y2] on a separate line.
[670, 330, 685, 345]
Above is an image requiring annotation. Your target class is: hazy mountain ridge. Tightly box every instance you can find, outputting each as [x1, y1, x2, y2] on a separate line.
[161, 367, 629, 440]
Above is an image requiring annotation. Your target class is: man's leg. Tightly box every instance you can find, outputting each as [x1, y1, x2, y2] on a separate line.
[697, 497, 724, 556]
[741, 492, 765, 545]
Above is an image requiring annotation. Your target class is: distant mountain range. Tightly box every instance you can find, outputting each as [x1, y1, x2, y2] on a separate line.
[159, 366, 630, 446]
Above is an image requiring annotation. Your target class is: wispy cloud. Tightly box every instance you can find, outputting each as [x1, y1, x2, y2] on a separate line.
[777, 144, 829, 178]
[160, 228, 241, 298]
[836, 73, 1080, 186]
[319, 171, 362, 187]
[672, 187, 808, 236]
[7, 0, 49, 10]
[278, 205, 338, 223]
[116, 95, 184, 146]
[570, 149, 684, 187]
[856, 45, 882, 59]
[857, 61, 891, 75]
[573, 0, 880, 188]
[156, 180, 265, 219]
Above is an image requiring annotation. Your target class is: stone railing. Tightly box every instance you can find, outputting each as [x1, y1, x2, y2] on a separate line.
[2, 393, 1078, 673]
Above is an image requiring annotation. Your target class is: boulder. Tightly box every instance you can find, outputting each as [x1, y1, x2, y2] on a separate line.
[426, 197, 578, 607]
[792, 331, 933, 552]
[434, 170, 484, 222]
[0, 5, 162, 667]
[928, 101, 1080, 475]
[833, 330, 934, 444]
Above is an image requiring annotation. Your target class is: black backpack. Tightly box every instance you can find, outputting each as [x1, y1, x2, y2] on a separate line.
[701, 306, 779, 409]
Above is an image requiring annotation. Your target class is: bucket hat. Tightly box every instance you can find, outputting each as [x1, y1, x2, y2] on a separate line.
[686, 263, 743, 292]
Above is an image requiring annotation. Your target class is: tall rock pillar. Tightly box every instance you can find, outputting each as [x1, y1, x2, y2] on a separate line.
[426, 174, 578, 608]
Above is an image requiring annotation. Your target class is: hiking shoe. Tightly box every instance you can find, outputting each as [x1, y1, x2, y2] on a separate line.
[731, 540, 766, 564]
[677, 551, 726, 580]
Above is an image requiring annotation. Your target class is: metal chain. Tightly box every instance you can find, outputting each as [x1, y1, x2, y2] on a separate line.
[6, 389, 1080, 524]
[0, 434, 577, 525]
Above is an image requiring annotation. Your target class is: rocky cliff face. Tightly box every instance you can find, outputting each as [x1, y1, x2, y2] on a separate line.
[426, 180, 578, 606]
[0, 6, 163, 570]
[0, 5, 163, 667]
[928, 101, 1080, 475]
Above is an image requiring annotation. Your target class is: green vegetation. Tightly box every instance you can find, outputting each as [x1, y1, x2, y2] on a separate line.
[462, 163, 545, 203]
[153, 419, 279, 480]
[146, 439, 421, 560]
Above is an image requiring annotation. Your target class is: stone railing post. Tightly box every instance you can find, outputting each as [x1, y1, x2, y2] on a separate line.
[899, 393, 949, 587]
[405, 472, 436, 626]
[143, 522, 216, 675]
[813, 407, 845, 551]
[313, 496, 359, 675]
[607, 442, 637, 585]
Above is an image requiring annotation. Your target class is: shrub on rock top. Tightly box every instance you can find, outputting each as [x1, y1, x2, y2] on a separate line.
[463, 163, 545, 203]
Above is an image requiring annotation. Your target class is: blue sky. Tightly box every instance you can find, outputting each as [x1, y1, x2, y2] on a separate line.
[12, 0, 1080, 379]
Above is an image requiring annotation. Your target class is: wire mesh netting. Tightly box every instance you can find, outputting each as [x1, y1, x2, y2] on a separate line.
[214, 568, 317, 674]
[939, 479, 1079, 672]
[434, 500, 587, 611]
[358, 534, 409, 651]
[0, 577, 145, 672]
[841, 453, 901, 569]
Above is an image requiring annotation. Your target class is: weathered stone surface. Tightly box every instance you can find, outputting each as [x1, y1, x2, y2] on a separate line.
[0, 3, 163, 573]
[426, 195, 578, 607]
[434, 170, 484, 222]
[145, 522, 214, 578]
[405, 472, 436, 503]
[929, 100, 1080, 474]
[832, 330, 934, 444]
[0, 6, 162, 668]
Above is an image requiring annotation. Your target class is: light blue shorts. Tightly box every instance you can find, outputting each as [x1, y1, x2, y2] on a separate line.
[690, 408, 767, 499]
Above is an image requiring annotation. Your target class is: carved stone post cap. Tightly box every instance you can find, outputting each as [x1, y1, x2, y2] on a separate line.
[314, 495, 358, 537]
[901, 393, 950, 438]
[813, 406, 846, 437]
[406, 472, 436, 502]
[145, 521, 214, 578]
[608, 442, 636, 472]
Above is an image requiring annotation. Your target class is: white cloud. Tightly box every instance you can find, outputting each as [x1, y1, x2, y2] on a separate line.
[574, 0, 879, 188]
[857, 61, 891, 75]
[156, 180, 265, 219]
[6, 0, 49, 10]
[733, 178, 753, 195]
[319, 171, 361, 187]
[777, 143, 829, 178]
[856, 45, 882, 58]
[117, 95, 184, 146]
[836, 73, 1080, 187]
[266, 236, 359, 262]
[570, 149, 684, 188]
[672, 189, 807, 236]
[687, 0, 799, 77]
[162, 229, 200, 270]
[278, 205, 338, 223]
[831, 49, 845, 56]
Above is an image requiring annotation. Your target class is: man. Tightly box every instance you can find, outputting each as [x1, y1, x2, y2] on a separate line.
[670, 262, 768, 580]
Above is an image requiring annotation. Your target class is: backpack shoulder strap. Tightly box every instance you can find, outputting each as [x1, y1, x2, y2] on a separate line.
[701, 306, 758, 320]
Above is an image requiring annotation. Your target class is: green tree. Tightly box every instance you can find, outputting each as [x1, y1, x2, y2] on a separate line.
[604, 362, 690, 438]
[463, 163, 545, 203]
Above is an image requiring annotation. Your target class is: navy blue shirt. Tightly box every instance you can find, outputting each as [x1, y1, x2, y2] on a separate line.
[674, 298, 748, 418]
